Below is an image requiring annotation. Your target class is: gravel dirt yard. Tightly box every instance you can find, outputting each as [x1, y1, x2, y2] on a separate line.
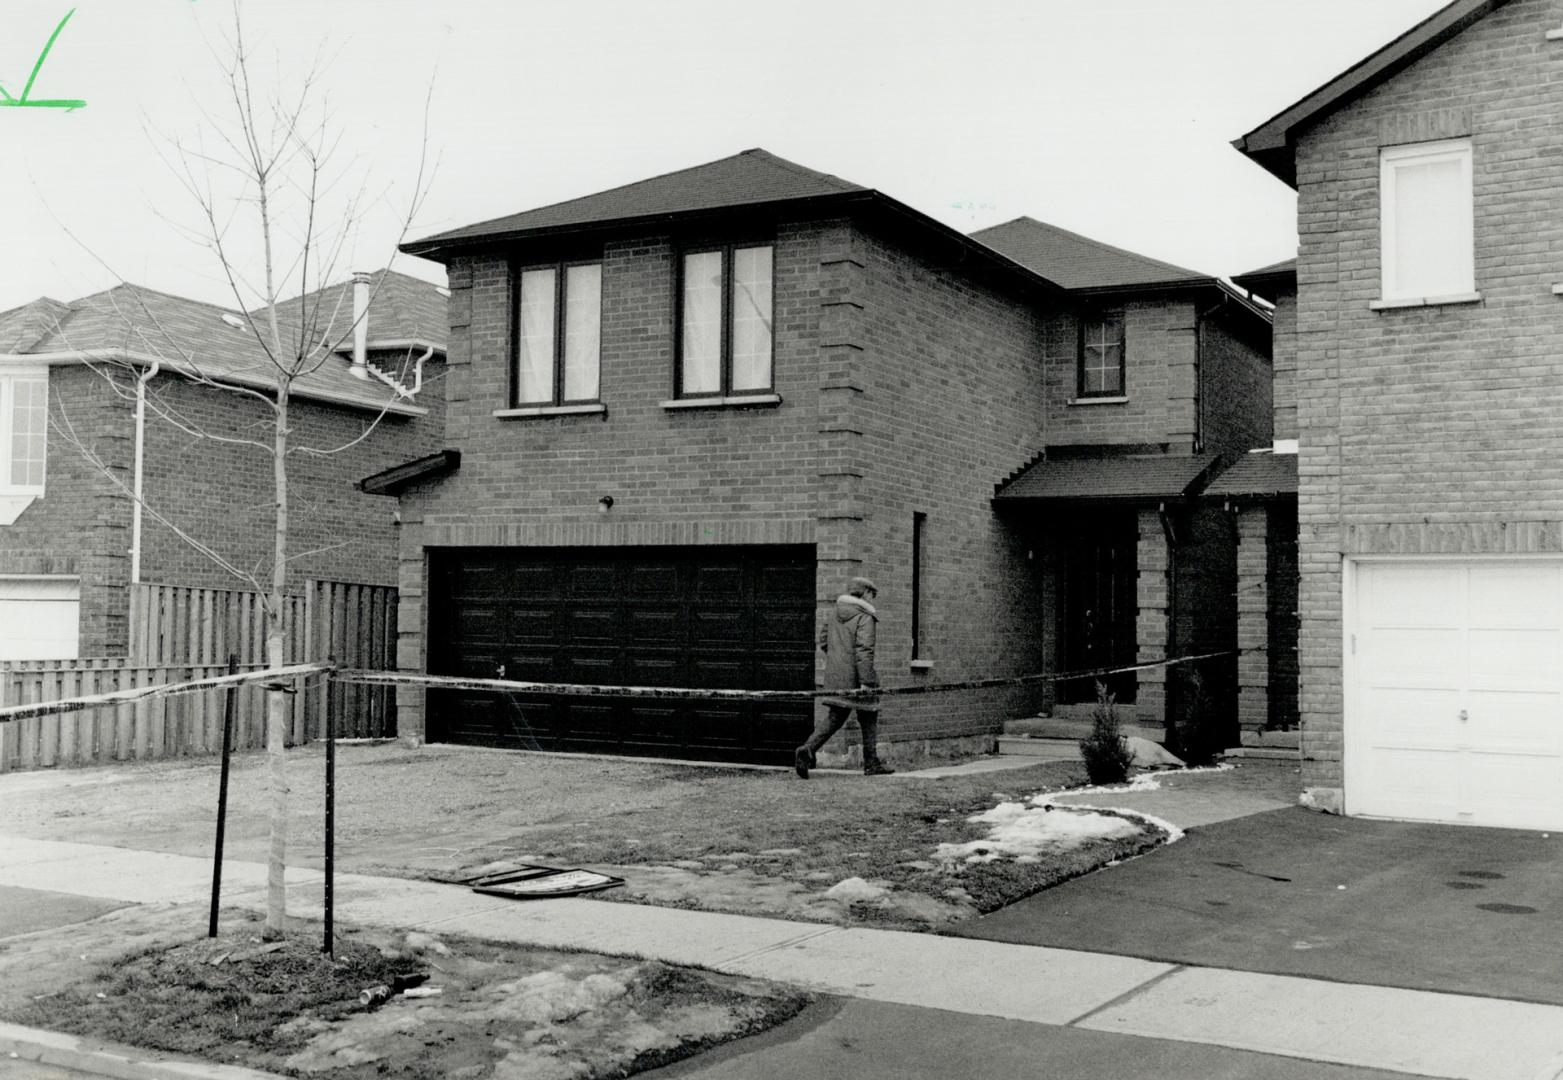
[0, 743, 1167, 929]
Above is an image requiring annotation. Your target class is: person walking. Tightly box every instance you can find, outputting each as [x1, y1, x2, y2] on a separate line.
[796, 577, 895, 778]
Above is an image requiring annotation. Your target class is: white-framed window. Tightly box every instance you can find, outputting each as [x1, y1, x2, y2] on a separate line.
[1379, 139, 1475, 303]
[0, 368, 47, 496]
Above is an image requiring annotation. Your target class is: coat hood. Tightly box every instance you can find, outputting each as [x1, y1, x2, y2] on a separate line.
[834, 594, 877, 621]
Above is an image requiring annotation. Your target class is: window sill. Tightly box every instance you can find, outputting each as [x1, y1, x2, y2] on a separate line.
[493, 403, 606, 419]
[1368, 292, 1481, 310]
[0, 493, 39, 526]
[1068, 396, 1128, 407]
[660, 393, 782, 411]
[909, 659, 934, 672]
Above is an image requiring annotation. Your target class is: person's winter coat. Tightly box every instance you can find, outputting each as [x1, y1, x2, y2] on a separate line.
[819, 594, 880, 711]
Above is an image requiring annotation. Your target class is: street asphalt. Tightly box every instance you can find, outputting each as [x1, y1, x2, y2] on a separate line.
[950, 804, 1563, 1006]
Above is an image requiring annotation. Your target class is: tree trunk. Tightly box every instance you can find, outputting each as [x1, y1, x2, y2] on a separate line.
[264, 384, 291, 939]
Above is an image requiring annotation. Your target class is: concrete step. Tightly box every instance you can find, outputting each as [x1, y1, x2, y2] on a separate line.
[1004, 716, 1166, 745]
[995, 736, 1082, 761]
[1240, 728, 1300, 750]
[1222, 746, 1300, 761]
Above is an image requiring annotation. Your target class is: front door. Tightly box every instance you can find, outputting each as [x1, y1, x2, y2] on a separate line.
[1060, 515, 1137, 704]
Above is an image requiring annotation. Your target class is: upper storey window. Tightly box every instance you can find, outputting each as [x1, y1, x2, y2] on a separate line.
[1078, 313, 1125, 398]
[0, 371, 46, 495]
[1379, 139, 1474, 303]
[678, 245, 773, 397]
[513, 262, 602, 407]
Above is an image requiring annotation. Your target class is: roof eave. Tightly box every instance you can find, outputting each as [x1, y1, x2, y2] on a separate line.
[1233, 0, 1512, 189]
[358, 449, 461, 495]
[5, 349, 427, 417]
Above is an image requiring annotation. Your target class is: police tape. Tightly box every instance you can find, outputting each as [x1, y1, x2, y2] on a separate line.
[333, 649, 1241, 703]
[0, 662, 331, 724]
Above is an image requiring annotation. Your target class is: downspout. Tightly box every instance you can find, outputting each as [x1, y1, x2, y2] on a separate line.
[1158, 500, 1179, 741]
[130, 360, 162, 583]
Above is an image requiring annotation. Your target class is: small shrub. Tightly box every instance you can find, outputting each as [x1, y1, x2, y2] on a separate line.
[1078, 681, 1135, 785]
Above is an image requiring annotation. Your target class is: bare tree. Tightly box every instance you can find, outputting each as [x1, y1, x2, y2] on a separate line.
[47, 6, 434, 939]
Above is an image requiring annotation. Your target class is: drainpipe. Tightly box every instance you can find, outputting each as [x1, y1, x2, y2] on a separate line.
[1158, 500, 1180, 742]
[130, 360, 162, 583]
[349, 270, 371, 381]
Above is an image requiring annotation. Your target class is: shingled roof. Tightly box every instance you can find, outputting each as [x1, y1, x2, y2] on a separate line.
[1202, 452, 1298, 498]
[262, 269, 447, 352]
[0, 297, 72, 353]
[7, 274, 447, 415]
[971, 217, 1211, 292]
[995, 453, 1220, 502]
[405, 148, 870, 255]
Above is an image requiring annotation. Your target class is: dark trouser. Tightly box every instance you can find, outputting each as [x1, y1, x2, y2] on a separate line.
[803, 705, 880, 764]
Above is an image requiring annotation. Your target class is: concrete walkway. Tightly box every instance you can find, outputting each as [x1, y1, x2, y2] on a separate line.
[3, 834, 1563, 1080]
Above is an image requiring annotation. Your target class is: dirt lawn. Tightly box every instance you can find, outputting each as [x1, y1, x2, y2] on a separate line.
[0, 743, 1166, 929]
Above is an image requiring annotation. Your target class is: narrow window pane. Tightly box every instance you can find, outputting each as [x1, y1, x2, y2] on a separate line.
[1393, 156, 1468, 297]
[562, 264, 601, 402]
[682, 251, 723, 395]
[730, 246, 773, 391]
[10, 378, 45, 488]
[516, 269, 557, 404]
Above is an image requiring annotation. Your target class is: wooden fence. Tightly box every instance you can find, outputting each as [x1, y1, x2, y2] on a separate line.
[0, 578, 398, 773]
[0, 660, 308, 773]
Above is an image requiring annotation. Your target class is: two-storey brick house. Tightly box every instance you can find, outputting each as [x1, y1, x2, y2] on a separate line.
[0, 269, 446, 660]
[376, 149, 1277, 767]
[1234, 0, 1563, 828]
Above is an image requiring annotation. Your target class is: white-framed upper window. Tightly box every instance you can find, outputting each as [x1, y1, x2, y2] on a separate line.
[0, 368, 47, 495]
[1380, 139, 1474, 302]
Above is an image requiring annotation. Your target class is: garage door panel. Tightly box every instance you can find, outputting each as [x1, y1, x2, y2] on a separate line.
[1364, 628, 1461, 685]
[1465, 754, 1563, 830]
[1365, 565, 1462, 627]
[1468, 565, 1563, 628]
[627, 609, 681, 642]
[429, 546, 814, 763]
[1468, 629, 1561, 690]
[1362, 687, 1461, 749]
[1355, 748, 1461, 819]
[1466, 692, 1561, 753]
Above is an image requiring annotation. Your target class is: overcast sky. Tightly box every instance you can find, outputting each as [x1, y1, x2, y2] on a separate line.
[0, 0, 1450, 314]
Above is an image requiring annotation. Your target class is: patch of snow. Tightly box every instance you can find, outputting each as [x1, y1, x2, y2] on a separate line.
[932, 803, 1143, 865]
[758, 848, 802, 856]
[824, 876, 892, 902]
[1035, 800, 1185, 845]
[495, 970, 631, 1024]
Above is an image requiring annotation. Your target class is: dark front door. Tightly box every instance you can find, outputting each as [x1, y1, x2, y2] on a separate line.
[1060, 515, 1137, 704]
[426, 545, 816, 765]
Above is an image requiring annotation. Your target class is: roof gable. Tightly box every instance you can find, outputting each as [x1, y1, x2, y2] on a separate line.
[0, 297, 72, 353]
[1234, 0, 1512, 187]
[971, 217, 1209, 291]
[405, 148, 868, 254]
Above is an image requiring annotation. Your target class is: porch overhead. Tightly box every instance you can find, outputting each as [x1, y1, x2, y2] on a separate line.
[1202, 452, 1298, 498]
[994, 453, 1219, 503]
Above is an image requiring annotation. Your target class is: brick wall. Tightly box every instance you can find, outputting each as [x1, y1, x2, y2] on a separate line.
[1041, 299, 1197, 450]
[1198, 308, 1273, 453]
[1270, 287, 1298, 443]
[0, 365, 131, 654]
[140, 366, 443, 603]
[1289, 0, 1563, 795]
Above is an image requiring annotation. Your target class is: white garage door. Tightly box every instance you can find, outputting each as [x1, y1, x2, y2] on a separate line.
[0, 577, 79, 661]
[1348, 559, 1563, 830]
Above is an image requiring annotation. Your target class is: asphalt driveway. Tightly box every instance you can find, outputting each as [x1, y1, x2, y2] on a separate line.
[950, 805, 1563, 1006]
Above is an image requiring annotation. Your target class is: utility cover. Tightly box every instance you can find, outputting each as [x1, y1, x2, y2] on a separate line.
[472, 868, 625, 898]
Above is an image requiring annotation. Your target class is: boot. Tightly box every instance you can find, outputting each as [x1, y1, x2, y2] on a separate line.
[794, 746, 812, 780]
[863, 757, 895, 776]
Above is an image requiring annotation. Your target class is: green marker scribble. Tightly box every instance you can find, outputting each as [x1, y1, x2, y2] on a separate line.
[0, 8, 86, 110]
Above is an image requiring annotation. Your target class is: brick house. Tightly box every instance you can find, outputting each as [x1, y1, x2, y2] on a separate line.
[0, 269, 446, 660]
[1234, 0, 1563, 827]
[375, 148, 1274, 767]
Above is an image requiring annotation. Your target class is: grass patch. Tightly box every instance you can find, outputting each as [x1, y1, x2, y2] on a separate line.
[8, 912, 808, 1079]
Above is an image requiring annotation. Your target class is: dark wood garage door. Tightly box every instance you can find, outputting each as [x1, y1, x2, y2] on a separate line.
[426, 545, 816, 764]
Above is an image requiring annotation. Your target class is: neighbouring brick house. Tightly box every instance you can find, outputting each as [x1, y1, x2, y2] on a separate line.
[0, 269, 446, 660]
[1234, 0, 1563, 828]
[374, 149, 1275, 767]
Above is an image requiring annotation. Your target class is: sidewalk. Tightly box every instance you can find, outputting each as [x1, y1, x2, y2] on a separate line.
[4, 833, 1563, 1080]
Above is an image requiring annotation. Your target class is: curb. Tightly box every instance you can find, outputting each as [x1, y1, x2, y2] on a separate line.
[0, 1022, 288, 1080]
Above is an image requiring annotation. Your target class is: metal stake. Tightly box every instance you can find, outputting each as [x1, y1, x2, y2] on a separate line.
[209, 653, 239, 938]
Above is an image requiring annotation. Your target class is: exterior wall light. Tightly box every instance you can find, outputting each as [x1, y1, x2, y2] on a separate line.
[598, 495, 614, 513]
